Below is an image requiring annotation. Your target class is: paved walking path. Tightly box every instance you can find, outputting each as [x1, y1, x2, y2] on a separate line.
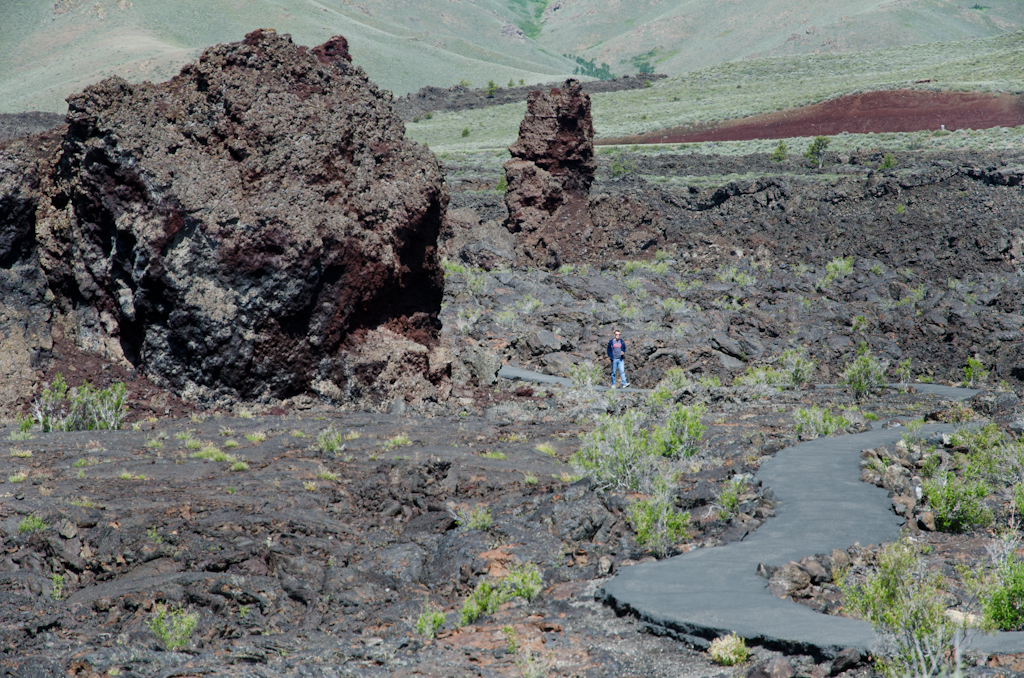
[497, 365, 648, 393]
[602, 422, 1024, 657]
[497, 365, 1020, 657]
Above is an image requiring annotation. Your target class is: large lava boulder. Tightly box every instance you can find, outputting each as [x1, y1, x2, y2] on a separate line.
[33, 30, 447, 401]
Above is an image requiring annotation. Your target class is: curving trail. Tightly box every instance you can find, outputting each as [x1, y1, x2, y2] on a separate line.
[601, 416, 1024, 657]
[497, 367, 1024, 656]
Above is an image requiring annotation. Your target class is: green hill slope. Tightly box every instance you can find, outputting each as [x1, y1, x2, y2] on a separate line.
[539, 0, 1024, 77]
[407, 30, 1024, 152]
[0, 0, 579, 113]
[2, 0, 1023, 114]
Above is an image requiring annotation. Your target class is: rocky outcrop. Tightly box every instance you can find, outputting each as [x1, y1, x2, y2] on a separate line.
[0, 134, 60, 414]
[503, 80, 597, 268]
[501, 80, 666, 268]
[13, 30, 448, 404]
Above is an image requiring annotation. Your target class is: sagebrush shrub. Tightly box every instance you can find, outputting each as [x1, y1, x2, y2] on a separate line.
[781, 348, 816, 386]
[708, 633, 749, 665]
[571, 411, 658, 492]
[793, 405, 848, 438]
[652, 403, 706, 458]
[570, 361, 604, 388]
[841, 343, 888, 400]
[733, 365, 785, 387]
[148, 604, 199, 650]
[415, 599, 446, 638]
[983, 555, 1024, 631]
[922, 472, 992, 533]
[459, 563, 543, 625]
[626, 495, 690, 557]
[33, 373, 128, 432]
[317, 425, 345, 453]
[839, 538, 962, 678]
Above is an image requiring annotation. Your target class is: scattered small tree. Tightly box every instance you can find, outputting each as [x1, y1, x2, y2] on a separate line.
[485, 80, 498, 97]
[770, 139, 788, 162]
[804, 135, 830, 169]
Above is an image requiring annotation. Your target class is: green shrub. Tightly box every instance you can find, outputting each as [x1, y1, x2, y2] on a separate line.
[415, 599, 446, 638]
[716, 477, 746, 519]
[922, 472, 992, 532]
[50, 573, 64, 600]
[32, 373, 128, 431]
[627, 495, 690, 557]
[896, 358, 913, 391]
[950, 423, 1015, 483]
[647, 383, 673, 407]
[983, 555, 1024, 631]
[452, 505, 493, 530]
[461, 127, 470, 137]
[733, 365, 785, 387]
[317, 425, 345, 453]
[793, 405, 848, 438]
[459, 563, 543, 625]
[780, 348, 816, 386]
[818, 256, 854, 288]
[708, 633, 749, 665]
[609, 151, 637, 178]
[18, 515, 48, 533]
[571, 411, 658, 492]
[570, 361, 604, 388]
[495, 175, 507, 192]
[658, 367, 691, 391]
[485, 80, 498, 97]
[148, 604, 199, 650]
[517, 295, 542, 313]
[963, 356, 989, 387]
[503, 562, 543, 601]
[770, 139, 787, 162]
[716, 266, 756, 287]
[651, 403, 706, 458]
[535, 443, 557, 457]
[699, 375, 721, 388]
[494, 308, 516, 326]
[841, 343, 888, 400]
[839, 538, 963, 678]
[880, 153, 897, 169]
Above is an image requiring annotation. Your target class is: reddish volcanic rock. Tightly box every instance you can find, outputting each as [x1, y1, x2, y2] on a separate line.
[502, 79, 665, 267]
[27, 29, 448, 403]
[503, 80, 597, 268]
[602, 89, 1024, 145]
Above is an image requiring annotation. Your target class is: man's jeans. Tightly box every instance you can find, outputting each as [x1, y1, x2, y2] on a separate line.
[611, 359, 627, 387]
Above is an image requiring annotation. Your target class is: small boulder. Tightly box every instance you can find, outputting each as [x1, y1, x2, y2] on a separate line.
[829, 647, 863, 675]
[749, 657, 796, 678]
[767, 562, 811, 598]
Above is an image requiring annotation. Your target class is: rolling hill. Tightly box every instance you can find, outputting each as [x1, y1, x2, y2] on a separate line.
[1, 0, 1023, 113]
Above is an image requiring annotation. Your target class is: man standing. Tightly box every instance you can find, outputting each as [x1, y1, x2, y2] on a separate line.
[606, 329, 628, 388]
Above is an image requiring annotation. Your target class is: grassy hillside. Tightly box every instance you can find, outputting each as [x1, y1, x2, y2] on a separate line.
[2, 0, 1023, 114]
[0, 0, 579, 113]
[539, 0, 1024, 79]
[407, 30, 1024, 152]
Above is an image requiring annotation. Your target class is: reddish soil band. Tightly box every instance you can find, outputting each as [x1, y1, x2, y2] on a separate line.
[599, 89, 1024, 145]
